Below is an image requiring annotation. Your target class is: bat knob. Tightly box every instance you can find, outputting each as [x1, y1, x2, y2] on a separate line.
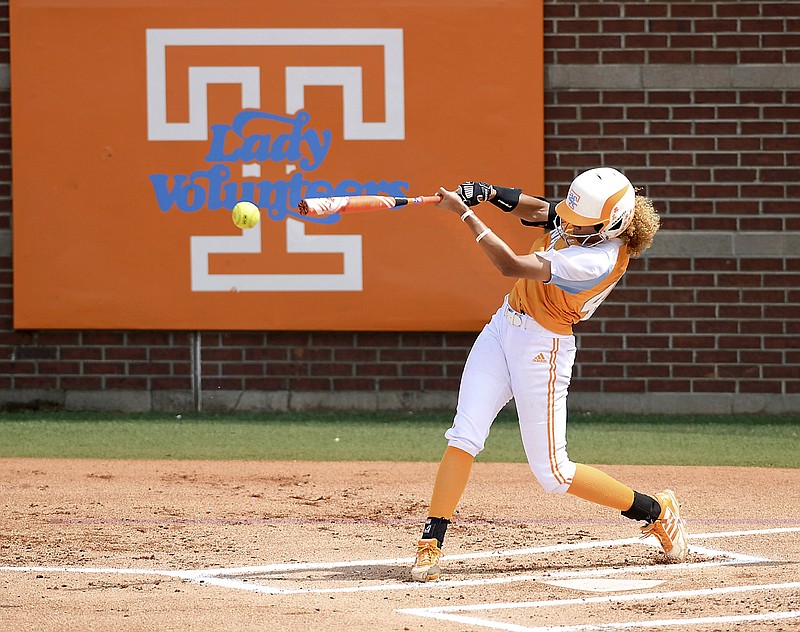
[297, 200, 309, 215]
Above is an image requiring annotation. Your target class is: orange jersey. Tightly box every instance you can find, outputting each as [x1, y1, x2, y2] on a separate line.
[509, 233, 630, 335]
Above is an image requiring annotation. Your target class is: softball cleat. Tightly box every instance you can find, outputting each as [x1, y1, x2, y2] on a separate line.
[641, 489, 688, 562]
[411, 538, 443, 582]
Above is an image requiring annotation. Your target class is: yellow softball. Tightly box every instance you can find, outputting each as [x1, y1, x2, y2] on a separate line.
[232, 201, 260, 229]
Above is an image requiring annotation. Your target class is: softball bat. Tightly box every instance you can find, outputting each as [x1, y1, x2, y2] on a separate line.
[297, 194, 442, 216]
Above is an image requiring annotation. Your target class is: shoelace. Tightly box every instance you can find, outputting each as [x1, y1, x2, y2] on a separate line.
[641, 520, 663, 539]
[416, 542, 439, 565]
[641, 517, 681, 550]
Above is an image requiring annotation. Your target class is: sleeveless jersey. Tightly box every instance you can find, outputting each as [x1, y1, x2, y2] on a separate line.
[508, 233, 630, 335]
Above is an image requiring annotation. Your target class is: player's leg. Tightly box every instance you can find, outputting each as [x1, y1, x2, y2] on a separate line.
[412, 309, 513, 582]
[510, 332, 577, 493]
[568, 467, 688, 560]
[432, 309, 514, 517]
[567, 467, 687, 562]
[508, 329, 687, 561]
[411, 445, 473, 582]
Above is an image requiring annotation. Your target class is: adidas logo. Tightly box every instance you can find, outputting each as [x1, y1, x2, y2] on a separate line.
[532, 353, 547, 363]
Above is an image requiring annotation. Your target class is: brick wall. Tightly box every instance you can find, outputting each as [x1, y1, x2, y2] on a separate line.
[540, 1, 800, 414]
[1, 1, 798, 414]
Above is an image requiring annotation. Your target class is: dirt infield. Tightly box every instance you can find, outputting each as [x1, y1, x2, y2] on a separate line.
[1, 459, 799, 631]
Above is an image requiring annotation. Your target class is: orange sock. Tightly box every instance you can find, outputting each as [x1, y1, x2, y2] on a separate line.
[567, 463, 635, 511]
[427, 446, 474, 519]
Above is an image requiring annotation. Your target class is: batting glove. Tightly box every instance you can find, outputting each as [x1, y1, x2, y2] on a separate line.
[456, 181, 494, 207]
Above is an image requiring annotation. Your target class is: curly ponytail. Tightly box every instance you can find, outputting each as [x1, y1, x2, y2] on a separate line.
[624, 195, 661, 258]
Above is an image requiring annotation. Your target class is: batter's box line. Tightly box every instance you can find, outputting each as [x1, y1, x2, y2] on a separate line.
[168, 527, 784, 595]
[191, 525, 787, 578]
[396, 582, 800, 632]
[1, 526, 795, 596]
[190, 558, 752, 596]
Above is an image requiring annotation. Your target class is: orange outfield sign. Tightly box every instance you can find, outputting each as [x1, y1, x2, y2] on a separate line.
[11, 0, 544, 331]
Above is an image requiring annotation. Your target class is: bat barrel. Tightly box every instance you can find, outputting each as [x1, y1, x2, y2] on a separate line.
[298, 193, 442, 216]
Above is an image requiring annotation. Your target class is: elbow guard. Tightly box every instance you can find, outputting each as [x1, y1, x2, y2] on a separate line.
[489, 186, 522, 212]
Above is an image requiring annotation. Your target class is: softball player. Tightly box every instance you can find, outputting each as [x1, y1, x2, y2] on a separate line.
[412, 167, 687, 582]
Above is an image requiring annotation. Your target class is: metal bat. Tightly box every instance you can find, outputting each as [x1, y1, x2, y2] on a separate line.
[297, 194, 442, 216]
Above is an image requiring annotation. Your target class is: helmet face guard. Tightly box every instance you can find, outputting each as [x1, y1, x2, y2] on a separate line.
[552, 216, 604, 246]
[554, 168, 636, 244]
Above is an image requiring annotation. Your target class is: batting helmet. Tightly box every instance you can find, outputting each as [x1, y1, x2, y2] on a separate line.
[554, 167, 636, 242]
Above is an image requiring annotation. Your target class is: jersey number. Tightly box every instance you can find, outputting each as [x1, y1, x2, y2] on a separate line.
[579, 281, 619, 321]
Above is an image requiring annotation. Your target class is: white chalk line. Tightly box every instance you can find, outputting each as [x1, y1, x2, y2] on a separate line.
[187, 537, 767, 595]
[185, 525, 797, 576]
[164, 527, 776, 594]
[397, 582, 800, 632]
[401, 609, 800, 632]
[155, 525, 783, 581]
[393, 528, 800, 631]
[1, 526, 791, 596]
[192, 558, 749, 596]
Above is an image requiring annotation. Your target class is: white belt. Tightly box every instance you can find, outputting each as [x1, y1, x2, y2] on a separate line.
[503, 303, 573, 339]
[504, 305, 532, 329]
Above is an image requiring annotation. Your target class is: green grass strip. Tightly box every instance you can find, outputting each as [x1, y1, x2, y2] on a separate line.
[0, 411, 798, 467]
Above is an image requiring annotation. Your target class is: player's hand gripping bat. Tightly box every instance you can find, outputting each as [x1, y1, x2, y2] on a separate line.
[297, 194, 442, 216]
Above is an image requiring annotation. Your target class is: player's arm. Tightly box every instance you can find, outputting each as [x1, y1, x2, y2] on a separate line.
[513, 194, 557, 227]
[456, 181, 557, 230]
[437, 187, 551, 281]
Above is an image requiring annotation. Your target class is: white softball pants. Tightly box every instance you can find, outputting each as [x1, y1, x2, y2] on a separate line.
[445, 297, 578, 494]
